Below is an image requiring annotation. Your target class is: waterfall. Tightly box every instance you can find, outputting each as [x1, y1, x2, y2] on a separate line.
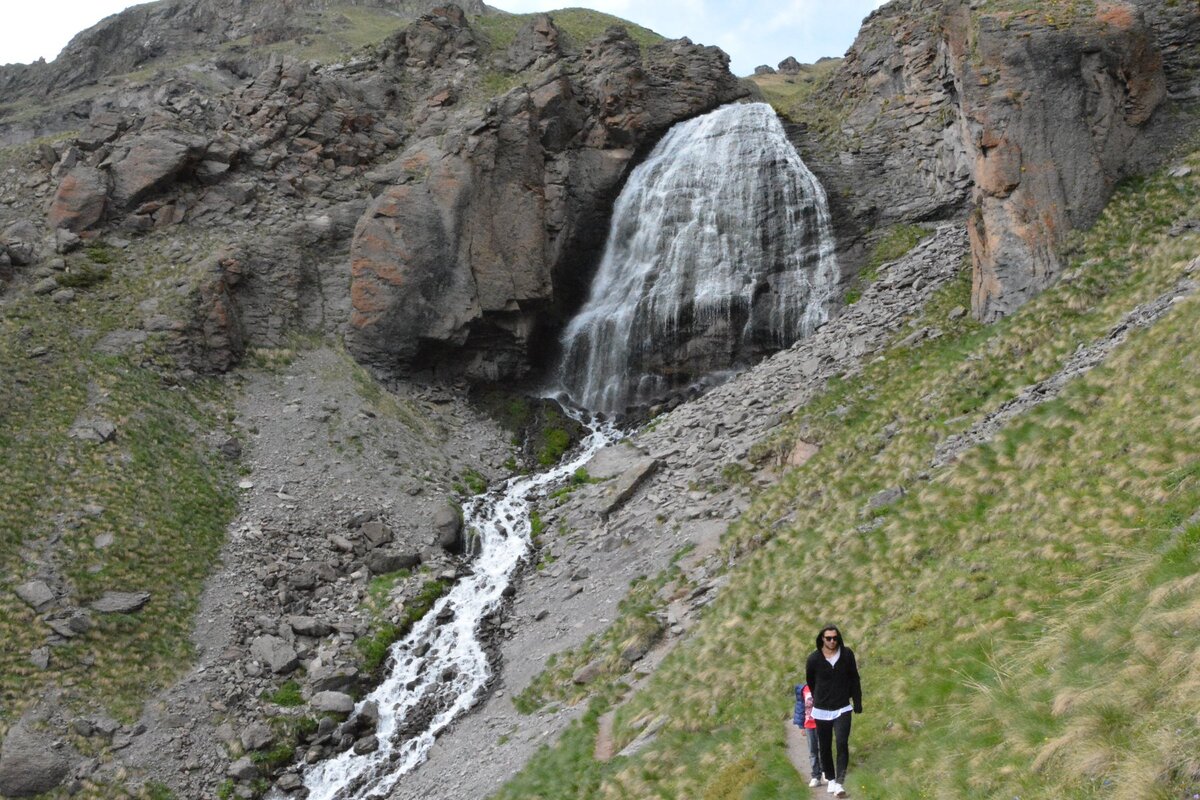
[555, 102, 840, 415]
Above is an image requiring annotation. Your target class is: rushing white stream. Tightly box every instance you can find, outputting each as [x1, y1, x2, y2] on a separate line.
[556, 101, 840, 415]
[298, 412, 619, 800]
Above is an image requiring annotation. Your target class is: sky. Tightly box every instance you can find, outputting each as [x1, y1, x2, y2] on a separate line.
[0, 0, 891, 77]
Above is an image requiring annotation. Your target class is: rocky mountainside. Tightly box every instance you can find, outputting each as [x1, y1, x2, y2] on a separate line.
[1, 0, 1199, 798]
[768, 0, 1200, 320]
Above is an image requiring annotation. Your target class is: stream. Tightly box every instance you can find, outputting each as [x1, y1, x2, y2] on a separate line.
[296, 411, 620, 799]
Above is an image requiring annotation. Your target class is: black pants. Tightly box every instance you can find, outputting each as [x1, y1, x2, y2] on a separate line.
[814, 712, 852, 783]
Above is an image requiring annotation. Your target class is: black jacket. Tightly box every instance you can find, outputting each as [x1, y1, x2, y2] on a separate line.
[805, 647, 863, 714]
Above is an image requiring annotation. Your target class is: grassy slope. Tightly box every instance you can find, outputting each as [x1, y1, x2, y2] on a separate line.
[0, 147, 239, 731]
[748, 59, 842, 122]
[494, 152, 1200, 799]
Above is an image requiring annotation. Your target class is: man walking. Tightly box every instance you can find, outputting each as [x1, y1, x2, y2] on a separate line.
[805, 624, 862, 797]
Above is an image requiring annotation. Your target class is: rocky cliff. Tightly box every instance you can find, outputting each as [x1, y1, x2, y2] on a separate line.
[780, 0, 1200, 321]
[346, 15, 747, 380]
[4, 4, 745, 386]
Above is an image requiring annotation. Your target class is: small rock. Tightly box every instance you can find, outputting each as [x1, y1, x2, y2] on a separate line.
[432, 505, 462, 551]
[68, 419, 116, 443]
[226, 756, 259, 782]
[352, 735, 379, 755]
[288, 615, 333, 638]
[366, 550, 420, 575]
[0, 721, 73, 796]
[219, 437, 242, 460]
[867, 486, 905, 511]
[15, 580, 56, 612]
[32, 277, 59, 295]
[29, 648, 50, 670]
[311, 691, 355, 714]
[89, 591, 150, 614]
[241, 723, 275, 752]
[359, 520, 393, 548]
[250, 635, 299, 674]
[276, 773, 304, 791]
[571, 658, 606, 685]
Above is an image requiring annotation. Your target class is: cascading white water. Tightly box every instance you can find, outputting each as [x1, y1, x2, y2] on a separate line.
[297, 414, 619, 800]
[556, 101, 840, 415]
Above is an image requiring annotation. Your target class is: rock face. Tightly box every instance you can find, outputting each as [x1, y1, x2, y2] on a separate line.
[945, 2, 1178, 320]
[0, 0, 487, 105]
[789, 0, 1200, 321]
[346, 14, 749, 381]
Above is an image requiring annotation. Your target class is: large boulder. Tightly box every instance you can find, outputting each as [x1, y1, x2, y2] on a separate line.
[47, 167, 109, 232]
[106, 130, 207, 210]
[0, 722, 72, 797]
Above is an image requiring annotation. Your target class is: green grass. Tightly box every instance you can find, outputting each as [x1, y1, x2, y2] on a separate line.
[356, 578, 450, 675]
[0, 225, 239, 730]
[748, 59, 842, 114]
[494, 149, 1200, 798]
[845, 223, 933, 304]
[266, 680, 304, 707]
[475, 8, 665, 56]
[471, 8, 667, 104]
[538, 427, 571, 466]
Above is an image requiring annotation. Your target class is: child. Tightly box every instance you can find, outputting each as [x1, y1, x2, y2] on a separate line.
[793, 683, 823, 787]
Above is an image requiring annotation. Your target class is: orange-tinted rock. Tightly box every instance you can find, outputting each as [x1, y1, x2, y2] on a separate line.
[47, 166, 108, 232]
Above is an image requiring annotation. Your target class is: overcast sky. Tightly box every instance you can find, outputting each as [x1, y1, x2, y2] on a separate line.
[0, 0, 890, 77]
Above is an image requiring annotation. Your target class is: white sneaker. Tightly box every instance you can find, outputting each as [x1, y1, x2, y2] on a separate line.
[809, 777, 823, 787]
[826, 781, 838, 794]
[829, 781, 846, 797]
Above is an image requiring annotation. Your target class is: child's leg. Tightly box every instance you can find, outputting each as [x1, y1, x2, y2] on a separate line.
[806, 727, 821, 778]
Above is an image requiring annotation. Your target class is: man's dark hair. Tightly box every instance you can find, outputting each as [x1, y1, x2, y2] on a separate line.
[815, 624, 843, 650]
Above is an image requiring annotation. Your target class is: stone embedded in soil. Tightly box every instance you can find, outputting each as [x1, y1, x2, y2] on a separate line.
[366, 549, 421, 575]
[360, 520, 393, 547]
[250, 635, 299, 674]
[288, 615, 332, 638]
[0, 722, 73, 797]
[571, 658, 606, 685]
[226, 756, 259, 781]
[15, 581, 56, 612]
[311, 691, 355, 714]
[240, 723, 274, 752]
[90, 591, 151, 614]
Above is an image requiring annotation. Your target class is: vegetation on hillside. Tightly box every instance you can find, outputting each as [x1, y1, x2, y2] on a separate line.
[475, 8, 665, 56]
[493, 149, 1200, 798]
[748, 59, 842, 122]
[0, 229, 239, 729]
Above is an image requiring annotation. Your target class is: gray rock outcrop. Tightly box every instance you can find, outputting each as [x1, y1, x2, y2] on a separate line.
[0, 721, 72, 797]
[788, 0, 1200, 321]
